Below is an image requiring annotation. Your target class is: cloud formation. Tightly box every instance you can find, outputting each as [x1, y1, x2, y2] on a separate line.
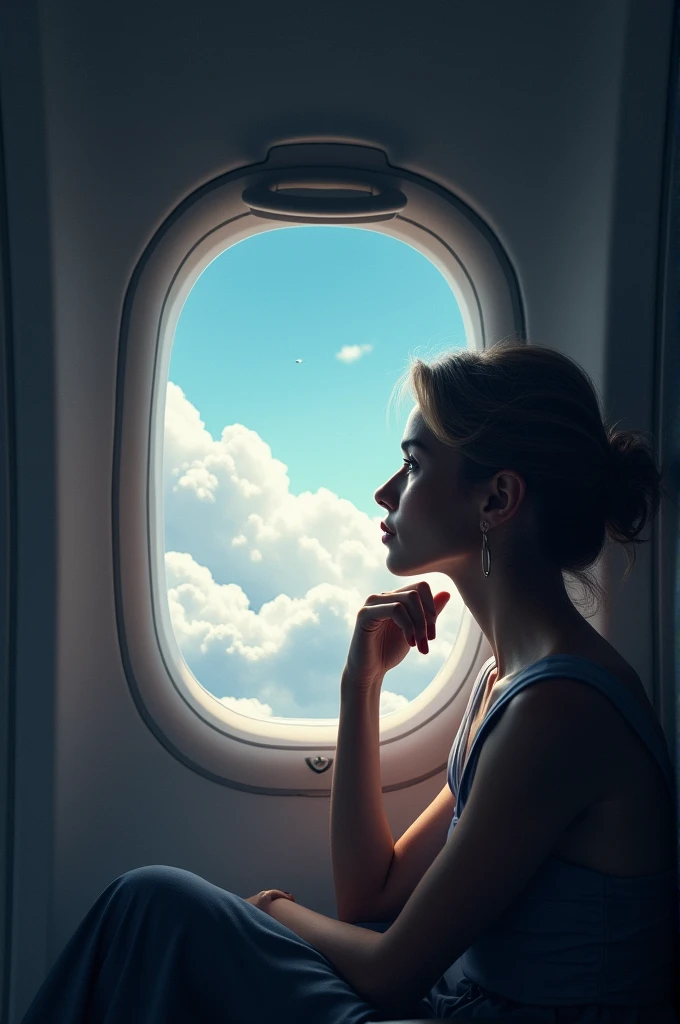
[163, 382, 463, 719]
[335, 343, 373, 364]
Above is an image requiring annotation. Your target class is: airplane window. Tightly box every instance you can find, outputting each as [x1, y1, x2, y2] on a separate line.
[162, 225, 466, 721]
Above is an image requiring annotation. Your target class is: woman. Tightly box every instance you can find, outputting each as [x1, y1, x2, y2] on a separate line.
[21, 342, 678, 1023]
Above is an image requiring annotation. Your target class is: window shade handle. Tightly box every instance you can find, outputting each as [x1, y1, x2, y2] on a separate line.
[241, 172, 407, 224]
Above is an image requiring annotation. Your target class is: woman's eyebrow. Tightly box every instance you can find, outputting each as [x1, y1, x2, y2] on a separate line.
[400, 438, 429, 452]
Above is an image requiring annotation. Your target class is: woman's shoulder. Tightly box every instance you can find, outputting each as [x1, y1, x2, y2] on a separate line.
[550, 640, 655, 722]
[490, 642, 654, 760]
[516, 637, 652, 719]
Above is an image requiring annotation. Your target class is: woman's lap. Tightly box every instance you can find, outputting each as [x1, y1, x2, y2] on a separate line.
[26, 864, 664, 1022]
[21, 864, 429, 1024]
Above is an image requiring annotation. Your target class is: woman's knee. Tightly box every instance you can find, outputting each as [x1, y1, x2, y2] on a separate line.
[112, 864, 236, 917]
[113, 864, 203, 904]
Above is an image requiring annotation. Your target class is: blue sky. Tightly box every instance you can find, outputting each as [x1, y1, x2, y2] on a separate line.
[163, 226, 468, 719]
[169, 226, 465, 517]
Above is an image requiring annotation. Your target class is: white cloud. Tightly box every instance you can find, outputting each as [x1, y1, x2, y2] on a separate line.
[163, 382, 463, 719]
[217, 684, 406, 721]
[219, 694, 274, 718]
[378, 690, 410, 716]
[335, 343, 373, 364]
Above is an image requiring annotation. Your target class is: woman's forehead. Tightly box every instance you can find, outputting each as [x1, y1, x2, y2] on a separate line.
[403, 407, 426, 437]
[402, 408, 441, 451]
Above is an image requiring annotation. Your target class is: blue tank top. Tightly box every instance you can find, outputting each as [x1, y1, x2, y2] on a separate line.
[444, 654, 678, 1006]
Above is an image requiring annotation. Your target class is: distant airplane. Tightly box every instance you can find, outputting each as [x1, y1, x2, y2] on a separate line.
[295, 359, 303, 363]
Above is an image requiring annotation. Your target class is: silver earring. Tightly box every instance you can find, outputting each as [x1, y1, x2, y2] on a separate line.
[481, 521, 491, 577]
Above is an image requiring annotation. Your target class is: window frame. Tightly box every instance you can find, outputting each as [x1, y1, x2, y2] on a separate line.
[113, 141, 525, 793]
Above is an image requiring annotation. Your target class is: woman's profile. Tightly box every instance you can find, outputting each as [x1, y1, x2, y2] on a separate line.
[21, 342, 679, 1023]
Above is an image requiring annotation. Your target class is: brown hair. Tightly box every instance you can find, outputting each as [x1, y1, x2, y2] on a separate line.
[388, 340, 666, 611]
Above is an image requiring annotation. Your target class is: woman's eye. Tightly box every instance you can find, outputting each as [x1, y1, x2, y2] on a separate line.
[402, 458, 417, 473]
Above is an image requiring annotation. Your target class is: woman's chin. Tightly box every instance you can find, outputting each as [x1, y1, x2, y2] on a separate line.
[384, 548, 427, 576]
[385, 545, 452, 580]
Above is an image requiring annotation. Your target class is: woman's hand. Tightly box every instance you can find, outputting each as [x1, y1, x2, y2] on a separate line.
[344, 582, 451, 688]
[244, 889, 296, 913]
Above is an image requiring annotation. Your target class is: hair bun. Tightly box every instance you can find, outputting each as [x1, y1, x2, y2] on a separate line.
[604, 428, 661, 543]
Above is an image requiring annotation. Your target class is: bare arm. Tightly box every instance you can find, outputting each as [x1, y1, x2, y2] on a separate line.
[266, 898, 384, 1007]
[331, 668, 457, 924]
[330, 672, 395, 923]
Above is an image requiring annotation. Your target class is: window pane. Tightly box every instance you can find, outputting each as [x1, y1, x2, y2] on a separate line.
[163, 226, 466, 720]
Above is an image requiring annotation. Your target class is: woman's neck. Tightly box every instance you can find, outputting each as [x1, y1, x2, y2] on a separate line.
[449, 557, 596, 680]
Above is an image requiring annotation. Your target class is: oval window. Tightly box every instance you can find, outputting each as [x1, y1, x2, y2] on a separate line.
[163, 225, 466, 721]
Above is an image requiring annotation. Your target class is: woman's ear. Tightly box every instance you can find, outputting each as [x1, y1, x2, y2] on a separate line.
[481, 470, 525, 524]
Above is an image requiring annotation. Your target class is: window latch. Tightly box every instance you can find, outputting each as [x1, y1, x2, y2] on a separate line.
[305, 755, 333, 774]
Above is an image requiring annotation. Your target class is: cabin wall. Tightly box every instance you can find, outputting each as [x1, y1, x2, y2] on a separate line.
[0, 1, 676, 1020]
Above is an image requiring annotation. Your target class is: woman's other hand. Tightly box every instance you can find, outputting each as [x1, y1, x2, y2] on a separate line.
[244, 889, 296, 912]
[344, 583, 451, 688]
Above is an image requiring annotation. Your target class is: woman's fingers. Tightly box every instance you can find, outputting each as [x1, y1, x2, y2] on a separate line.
[371, 589, 430, 650]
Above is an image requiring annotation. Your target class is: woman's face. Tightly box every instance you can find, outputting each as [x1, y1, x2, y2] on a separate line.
[374, 407, 482, 578]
